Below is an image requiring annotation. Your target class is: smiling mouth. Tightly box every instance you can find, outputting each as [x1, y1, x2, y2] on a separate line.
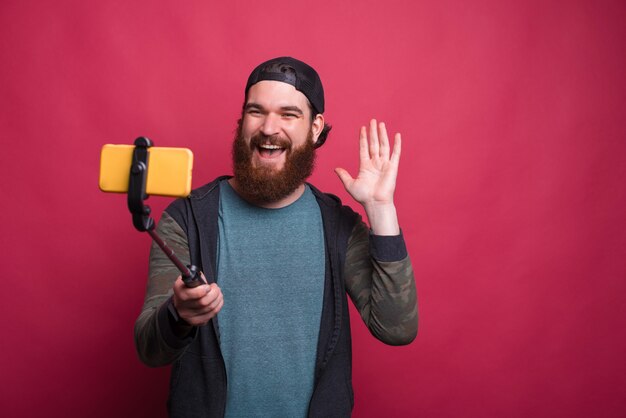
[257, 143, 286, 158]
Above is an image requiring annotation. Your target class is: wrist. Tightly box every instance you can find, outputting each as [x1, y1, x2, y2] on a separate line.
[363, 202, 400, 235]
[167, 299, 194, 337]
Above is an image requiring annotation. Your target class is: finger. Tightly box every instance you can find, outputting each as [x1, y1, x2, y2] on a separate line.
[187, 285, 219, 311]
[203, 284, 222, 304]
[192, 284, 212, 299]
[194, 297, 224, 324]
[390, 133, 402, 165]
[379, 121, 390, 160]
[369, 119, 379, 158]
[174, 277, 201, 301]
[206, 292, 224, 311]
[215, 297, 224, 314]
[178, 285, 211, 303]
[334, 168, 354, 190]
[359, 126, 369, 162]
[185, 303, 214, 315]
[207, 298, 224, 317]
[187, 289, 221, 313]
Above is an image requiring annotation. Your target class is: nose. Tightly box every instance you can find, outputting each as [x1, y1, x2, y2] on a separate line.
[260, 113, 280, 137]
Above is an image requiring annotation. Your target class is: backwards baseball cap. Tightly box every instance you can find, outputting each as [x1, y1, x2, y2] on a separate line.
[245, 56, 325, 114]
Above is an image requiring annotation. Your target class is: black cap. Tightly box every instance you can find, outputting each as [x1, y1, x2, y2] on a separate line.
[245, 57, 325, 114]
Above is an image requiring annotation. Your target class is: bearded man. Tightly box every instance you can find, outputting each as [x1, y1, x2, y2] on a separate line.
[134, 57, 418, 418]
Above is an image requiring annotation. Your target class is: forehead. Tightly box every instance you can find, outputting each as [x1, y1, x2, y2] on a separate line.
[246, 80, 311, 114]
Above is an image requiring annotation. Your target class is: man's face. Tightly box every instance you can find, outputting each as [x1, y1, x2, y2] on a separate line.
[232, 80, 322, 204]
[242, 80, 318, 170]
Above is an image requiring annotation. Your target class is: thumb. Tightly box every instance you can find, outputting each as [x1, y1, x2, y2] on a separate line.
[334, 168, 354, 189]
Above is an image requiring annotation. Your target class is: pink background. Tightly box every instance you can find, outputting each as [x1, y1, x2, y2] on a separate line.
[1, 0, 625, 417]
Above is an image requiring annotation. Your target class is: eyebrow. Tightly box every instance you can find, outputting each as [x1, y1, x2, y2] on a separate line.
[244, 102, 304, 115]
[279, 106, 304, 115]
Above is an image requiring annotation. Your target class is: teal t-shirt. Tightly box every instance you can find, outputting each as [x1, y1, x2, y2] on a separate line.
[216, 181, 325, 418]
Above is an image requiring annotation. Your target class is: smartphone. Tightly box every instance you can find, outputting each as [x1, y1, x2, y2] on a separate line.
[99, 144, 193, 197]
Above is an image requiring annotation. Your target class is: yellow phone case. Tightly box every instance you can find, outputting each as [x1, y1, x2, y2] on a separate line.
[99, 144, 193, 197]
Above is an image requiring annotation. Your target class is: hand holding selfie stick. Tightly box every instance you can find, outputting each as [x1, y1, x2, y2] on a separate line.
[127, 137, 205, 288]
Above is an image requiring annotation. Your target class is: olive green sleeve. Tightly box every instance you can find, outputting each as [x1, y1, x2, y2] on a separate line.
[344, 218, 418, 345]
[133, 211, 196, 367]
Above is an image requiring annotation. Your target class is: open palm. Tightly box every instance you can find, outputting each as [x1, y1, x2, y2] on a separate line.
[335, 119, 401, 208]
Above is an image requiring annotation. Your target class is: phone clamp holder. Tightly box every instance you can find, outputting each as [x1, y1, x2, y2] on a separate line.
[127, 137, 205, 288]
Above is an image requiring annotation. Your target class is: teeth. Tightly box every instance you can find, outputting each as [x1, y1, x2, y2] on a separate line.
[259, 144, 282, 150]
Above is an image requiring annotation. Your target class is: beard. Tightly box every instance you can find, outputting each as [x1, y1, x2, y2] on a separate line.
[231, 121, 316, 204]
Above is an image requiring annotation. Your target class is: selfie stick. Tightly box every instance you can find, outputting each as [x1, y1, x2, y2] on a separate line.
[127, 137, 205, 288]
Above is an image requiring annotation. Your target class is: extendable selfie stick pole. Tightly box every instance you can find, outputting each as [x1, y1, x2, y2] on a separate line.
[127, 137, 205, 288]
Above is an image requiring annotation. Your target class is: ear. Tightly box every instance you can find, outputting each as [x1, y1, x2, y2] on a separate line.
[311, 113, 325, 144]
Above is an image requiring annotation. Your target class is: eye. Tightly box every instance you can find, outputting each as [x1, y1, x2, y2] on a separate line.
[282, 113, 298, 119]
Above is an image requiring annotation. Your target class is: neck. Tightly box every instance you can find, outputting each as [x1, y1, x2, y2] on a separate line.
[228, 179, 306, 209]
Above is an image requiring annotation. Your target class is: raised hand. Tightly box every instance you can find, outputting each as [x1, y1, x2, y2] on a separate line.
[335, 119, 401, 235]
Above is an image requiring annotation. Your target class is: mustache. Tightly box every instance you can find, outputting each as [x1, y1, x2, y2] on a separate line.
[249, 133, 292, 151]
